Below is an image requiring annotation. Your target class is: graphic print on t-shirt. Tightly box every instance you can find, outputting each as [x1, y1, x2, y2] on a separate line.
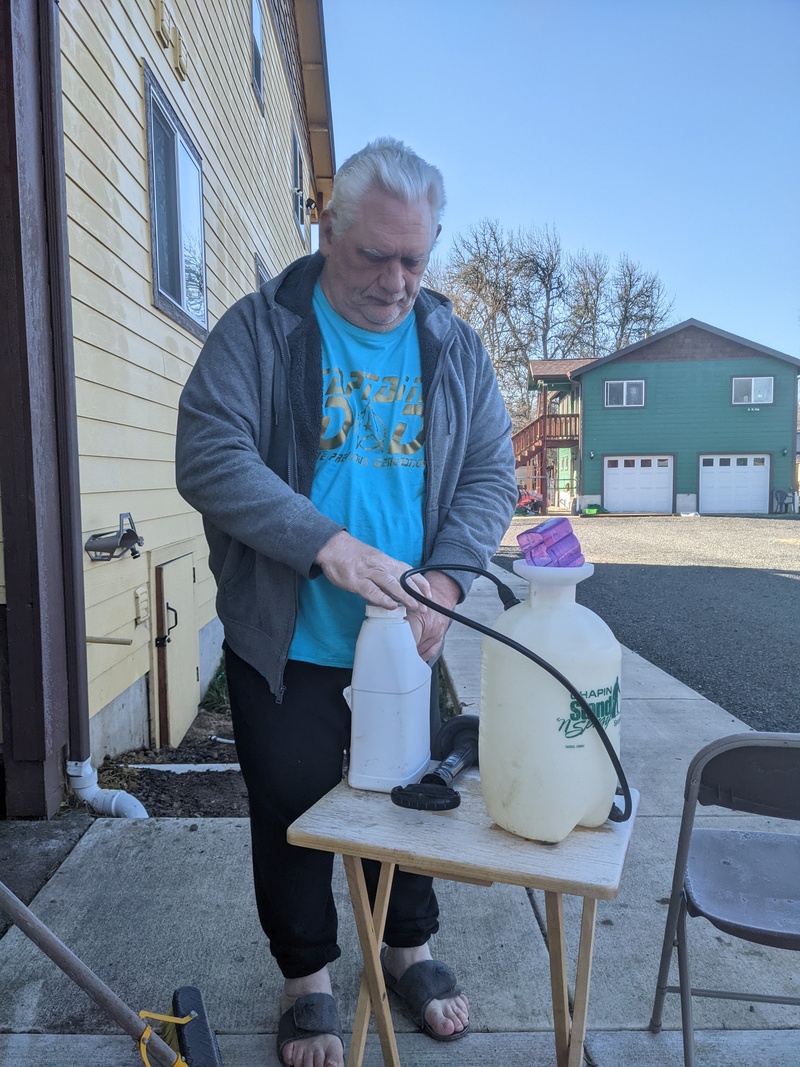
[319, 366, 425, 462]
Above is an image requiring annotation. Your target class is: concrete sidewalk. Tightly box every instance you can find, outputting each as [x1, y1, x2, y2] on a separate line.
[0, 563, 798, 1066]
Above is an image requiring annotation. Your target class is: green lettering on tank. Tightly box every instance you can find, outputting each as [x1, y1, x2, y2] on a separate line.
[557, 678, 620, 739]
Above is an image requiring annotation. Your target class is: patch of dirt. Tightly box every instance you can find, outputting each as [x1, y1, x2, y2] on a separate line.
[88, 705, 250, 819]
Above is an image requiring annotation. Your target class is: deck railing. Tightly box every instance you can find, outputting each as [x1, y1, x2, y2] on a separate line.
[512, 414, 579, 457]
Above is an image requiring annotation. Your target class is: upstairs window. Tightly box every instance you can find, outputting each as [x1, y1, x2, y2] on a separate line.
[604, 379, 645, 407]
[251, 0, 264, 106]
[732, 376, 773, 404]
[145, 65, 207, 338]
[255, 253, 269, 289]
[292, 128, 305, 231]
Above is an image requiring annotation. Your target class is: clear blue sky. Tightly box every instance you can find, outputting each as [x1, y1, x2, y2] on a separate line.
[321, 0, 799, 357]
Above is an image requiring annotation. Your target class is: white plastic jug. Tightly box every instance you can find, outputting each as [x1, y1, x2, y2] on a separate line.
[479, 560, 621, 843]
[345, 604, 431, 792]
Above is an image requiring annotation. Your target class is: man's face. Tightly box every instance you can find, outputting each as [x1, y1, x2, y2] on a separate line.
[318, 188, 440, 332]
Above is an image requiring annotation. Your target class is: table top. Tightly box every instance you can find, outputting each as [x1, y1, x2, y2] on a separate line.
[288, 771, 639, 900]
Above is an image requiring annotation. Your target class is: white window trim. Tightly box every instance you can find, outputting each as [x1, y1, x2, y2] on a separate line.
[255, 252, 269, 289]
[144, 63, 208, 340]
[731, 376, 774, 405]
[292, 127, 306, 233]
[604, 379, 645, 407]
[251, 0, 264, 107]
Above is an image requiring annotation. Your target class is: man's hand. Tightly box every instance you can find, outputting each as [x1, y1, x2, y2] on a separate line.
[406, 570, 461, 661]
[315, 531, 431, 615]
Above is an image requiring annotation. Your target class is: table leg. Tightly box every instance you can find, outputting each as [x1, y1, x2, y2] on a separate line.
[568, 897, 597, 1067]
[544, 891, 570, 1067]
[343, 855, 401, 1067]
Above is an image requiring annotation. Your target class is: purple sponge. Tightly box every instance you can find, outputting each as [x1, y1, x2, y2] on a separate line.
[516, 518, 585, 567]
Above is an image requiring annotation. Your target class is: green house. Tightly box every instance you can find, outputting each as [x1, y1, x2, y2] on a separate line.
[512, 320, 799, 516]
[570, 320, 799, 515]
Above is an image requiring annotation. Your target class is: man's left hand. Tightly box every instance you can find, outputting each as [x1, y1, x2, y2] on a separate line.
[407, 571, 461, 660]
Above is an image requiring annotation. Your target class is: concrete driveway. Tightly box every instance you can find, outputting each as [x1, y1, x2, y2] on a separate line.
[494, 514, 800, 732]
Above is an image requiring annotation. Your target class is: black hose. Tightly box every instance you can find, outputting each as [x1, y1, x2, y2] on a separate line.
[399, 563, 632, 824]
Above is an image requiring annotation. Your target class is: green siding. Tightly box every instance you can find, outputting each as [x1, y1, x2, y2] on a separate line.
[581, 356, 798, 496]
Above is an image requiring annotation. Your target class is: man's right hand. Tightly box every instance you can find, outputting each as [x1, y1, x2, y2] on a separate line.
[315, 531, 430, 615]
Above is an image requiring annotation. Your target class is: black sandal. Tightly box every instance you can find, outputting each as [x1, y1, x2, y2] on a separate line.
[276, 992, 344, 1064]
[381, 950, 470, 1042]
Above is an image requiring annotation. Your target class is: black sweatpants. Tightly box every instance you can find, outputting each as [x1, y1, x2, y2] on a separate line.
[225, 646, 440, 979]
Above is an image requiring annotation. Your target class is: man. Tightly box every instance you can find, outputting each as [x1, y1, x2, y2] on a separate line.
[176, 138, 517, 1067]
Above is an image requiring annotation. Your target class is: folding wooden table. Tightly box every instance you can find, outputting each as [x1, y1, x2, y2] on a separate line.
[288, 772, 638, 1067]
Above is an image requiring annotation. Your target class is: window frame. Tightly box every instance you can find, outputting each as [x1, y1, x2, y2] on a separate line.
[731, 375, 774, 405]
[604, 379, 645, 408]
[255, 252, 269, 290]
[292, 127, 305, 233]
[144, 63, 208, 340]
[251, 0, 264, 107]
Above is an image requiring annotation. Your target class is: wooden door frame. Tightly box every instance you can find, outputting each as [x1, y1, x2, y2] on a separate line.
[146, 540, 195, 750]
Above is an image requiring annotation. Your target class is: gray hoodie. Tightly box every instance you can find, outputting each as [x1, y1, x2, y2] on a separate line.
[176, 252, 517, 697]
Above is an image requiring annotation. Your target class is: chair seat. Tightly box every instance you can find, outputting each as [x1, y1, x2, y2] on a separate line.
[685, 828, 800, 949]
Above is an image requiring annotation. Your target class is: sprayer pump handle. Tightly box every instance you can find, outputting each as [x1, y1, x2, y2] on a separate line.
[390, 783, 461, 811]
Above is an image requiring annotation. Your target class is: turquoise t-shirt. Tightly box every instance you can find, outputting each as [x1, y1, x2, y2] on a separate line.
[288, 284, 426, 667]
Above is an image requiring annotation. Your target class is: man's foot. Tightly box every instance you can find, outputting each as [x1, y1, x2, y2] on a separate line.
[381, 944, 470, 1040]
[278, 967, 345, 1067]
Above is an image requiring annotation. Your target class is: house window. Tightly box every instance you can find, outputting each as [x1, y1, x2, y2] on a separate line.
[251, 0, 264, 106]
[255, 253, 269, 289]
[145, 65, 207, 338]
[604, 380, 645, 407]
[732, 376, 773, 404]
[292, 128, 305, 231]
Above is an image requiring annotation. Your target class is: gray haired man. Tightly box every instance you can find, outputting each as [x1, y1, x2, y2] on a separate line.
[176, 137, 517, 1067]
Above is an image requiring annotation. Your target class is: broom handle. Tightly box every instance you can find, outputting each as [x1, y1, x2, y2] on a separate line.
[0, 879, 179, 1066]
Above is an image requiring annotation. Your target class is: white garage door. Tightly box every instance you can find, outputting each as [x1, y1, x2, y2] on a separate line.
[699, 454, 770, 514]
[603, 455, 673, 513]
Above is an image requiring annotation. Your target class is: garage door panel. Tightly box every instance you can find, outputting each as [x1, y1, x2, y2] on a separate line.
[603, 456, 673, 513]
[699, 454, 770, 514]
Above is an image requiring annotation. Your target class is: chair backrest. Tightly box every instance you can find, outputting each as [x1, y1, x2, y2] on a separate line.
[687, 732, 800, 821]
[774, 489, 789, 506]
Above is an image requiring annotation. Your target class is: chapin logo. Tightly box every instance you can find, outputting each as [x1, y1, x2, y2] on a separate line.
[557, 678, 620, 739]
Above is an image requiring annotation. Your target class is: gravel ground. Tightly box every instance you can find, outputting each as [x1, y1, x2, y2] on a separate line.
[494, 514, 800, 732]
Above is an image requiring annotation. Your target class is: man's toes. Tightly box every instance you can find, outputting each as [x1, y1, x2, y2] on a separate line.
[281, 1034, 343, 1067]
[425, 993, 469, 1037]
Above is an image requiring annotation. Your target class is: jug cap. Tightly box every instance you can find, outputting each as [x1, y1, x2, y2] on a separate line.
[365, 604, 407, 619]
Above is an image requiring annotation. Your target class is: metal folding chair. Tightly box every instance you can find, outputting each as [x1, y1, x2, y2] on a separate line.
[649, 732, 800, 1066]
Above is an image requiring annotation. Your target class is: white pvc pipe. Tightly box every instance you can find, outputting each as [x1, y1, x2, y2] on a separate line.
[66, 758, 148, 818]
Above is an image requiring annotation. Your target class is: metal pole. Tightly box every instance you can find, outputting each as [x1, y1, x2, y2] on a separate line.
[0, 879, 179, 1066]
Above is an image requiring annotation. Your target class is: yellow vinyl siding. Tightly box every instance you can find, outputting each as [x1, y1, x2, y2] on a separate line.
[61, 0, 313, 725]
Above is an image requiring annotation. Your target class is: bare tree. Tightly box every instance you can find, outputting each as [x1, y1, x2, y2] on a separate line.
[426, 219, 673, 419]
[605, 254, 673, 350]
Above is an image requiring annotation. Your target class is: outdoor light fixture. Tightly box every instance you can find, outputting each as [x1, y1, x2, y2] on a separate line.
[590, 451, 595, 459]
[782, 448, 789, 456]
[84, 513, 144, 561]
[305, 197, 317, 212]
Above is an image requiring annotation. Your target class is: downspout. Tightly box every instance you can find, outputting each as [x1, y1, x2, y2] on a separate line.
[41, 0, 146, 817]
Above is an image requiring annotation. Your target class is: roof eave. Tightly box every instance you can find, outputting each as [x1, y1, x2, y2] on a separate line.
[294, 0, 335, 216]
[570, 319, 800, 376]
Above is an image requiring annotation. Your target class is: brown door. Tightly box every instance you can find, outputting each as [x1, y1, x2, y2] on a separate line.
[155, 553, 199, 748]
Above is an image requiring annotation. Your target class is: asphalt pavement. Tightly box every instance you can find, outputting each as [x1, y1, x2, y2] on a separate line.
[494, 514, 800, 732]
